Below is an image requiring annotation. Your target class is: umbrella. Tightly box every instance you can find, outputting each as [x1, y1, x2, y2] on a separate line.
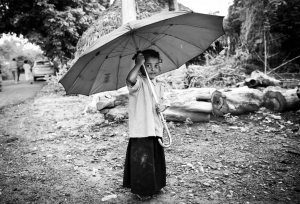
[60, 11, 225, 147]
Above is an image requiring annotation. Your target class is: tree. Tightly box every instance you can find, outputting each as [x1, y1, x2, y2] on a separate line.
[226, 0, 300, 72]
[0, 34, 43, 62]
[75, 0, 189, 59]
[168, 0, 178, 11]
[0, 0, 106, 62]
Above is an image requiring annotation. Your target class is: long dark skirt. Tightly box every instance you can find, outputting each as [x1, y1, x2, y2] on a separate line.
[123, 136, 166, 196]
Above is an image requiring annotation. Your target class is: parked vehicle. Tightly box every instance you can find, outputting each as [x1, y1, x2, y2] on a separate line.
[32, 60, 55, 81]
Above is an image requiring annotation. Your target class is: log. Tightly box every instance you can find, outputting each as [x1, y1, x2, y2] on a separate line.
[244, 70, 281, 88]
[263, 86, 300, 112]
[236, 81, 246, 88]
[85, 87, 215, 122]
[95, 87, 129, 111]
[165, 88, 216, 102]
[211, 87, 264, 116]
[169, 101, 212, 113]
[86, 87, 216, 113]
[163, 108, 210, 122]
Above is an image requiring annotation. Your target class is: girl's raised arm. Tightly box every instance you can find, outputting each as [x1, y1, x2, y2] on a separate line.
[126, 53, 145, 86]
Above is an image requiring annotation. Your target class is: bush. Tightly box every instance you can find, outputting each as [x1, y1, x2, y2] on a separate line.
[46, 67, 68, 93]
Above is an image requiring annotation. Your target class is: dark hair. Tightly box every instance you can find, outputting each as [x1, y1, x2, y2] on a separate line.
[24, 60, 28, 63]
[139, 49, 161, 76]
[141, 49, 160, 60]
[12, 58, 16, 61]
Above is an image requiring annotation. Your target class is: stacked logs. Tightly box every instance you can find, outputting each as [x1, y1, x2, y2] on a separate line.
[263, 86, 300, 112]
[85, 70, 300, 122]
[85, 87, 216, 122]
[211, 87, 264, 116]
[211, 70, 300, 115]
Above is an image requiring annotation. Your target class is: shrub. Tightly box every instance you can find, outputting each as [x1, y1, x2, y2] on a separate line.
[46, 67, 68, 93]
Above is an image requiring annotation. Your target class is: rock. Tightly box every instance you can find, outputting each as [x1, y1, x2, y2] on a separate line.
[74, 159, 85, 167]
[105, 106, 128, 121]
[101, 194, 117, 201]
[83, 87, 129, 113]
[97, 97, 115, 110]
[6, 137, 19, 143]
[294, 187, 300, 192]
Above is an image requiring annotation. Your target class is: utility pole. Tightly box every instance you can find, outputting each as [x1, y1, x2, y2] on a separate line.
[121, 0, 136, 25]
[168, 0, 179, 11]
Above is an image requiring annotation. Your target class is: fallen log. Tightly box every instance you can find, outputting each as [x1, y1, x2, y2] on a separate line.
[165, 88, 216, 102]
[163, 108, 210, 122]
[244, 70, 282, 88]
[263, 86, 300, 112]
[85, 87, 214, 122]
[84, 87, 129, 113]
[169, 101, 212, 113]
[211, 87, 264, 116]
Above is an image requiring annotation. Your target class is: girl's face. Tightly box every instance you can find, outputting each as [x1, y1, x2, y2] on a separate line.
[144, 57, 161, 79]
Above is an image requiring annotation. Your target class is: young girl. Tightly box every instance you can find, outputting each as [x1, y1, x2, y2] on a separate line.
[123, 49, 169, 199]
[23, 60, 33, 84]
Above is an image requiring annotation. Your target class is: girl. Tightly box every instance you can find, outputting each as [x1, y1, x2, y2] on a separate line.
[123, 49, 169, 199]
[23, 60, 33, 84]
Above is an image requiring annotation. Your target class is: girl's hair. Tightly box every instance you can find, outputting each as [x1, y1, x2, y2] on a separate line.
[24, 60, 28, 63]
[139, 49, 161, 76]
[141, 49, 160, 60]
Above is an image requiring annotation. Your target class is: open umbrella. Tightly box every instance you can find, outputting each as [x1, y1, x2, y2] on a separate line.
[60, 11, 225, 147]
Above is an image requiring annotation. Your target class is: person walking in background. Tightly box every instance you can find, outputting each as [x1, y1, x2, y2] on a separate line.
[17, 63, 21, 82]
[9, 58, 18, 83]
[23, 60, 33, 84]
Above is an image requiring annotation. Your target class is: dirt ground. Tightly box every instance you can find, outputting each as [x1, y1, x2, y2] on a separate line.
[0, 84, 300, 204]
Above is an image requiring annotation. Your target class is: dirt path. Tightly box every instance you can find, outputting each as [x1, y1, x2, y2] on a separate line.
[0, 74, 45, 109]
[0, 85, 300, 204]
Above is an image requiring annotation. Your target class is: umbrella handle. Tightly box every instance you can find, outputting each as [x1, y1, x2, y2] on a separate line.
[142, 64, 172, 148]
[158, 112, 172, 148]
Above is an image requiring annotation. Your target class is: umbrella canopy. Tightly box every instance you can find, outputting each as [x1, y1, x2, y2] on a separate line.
[60, 11, 224, 95]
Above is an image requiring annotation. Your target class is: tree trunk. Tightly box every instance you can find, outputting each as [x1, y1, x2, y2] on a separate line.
[168, 0, 178, 11]
[121, 0, 136, 25]
[263, 86, 300, 112]
[244, 70, 281, 88]
[83, 87, 128, 113]
[165, 88, 216, 103]
[168, 101, 212, 113]
[211, 87, 264, 116]
[164, 108, 210, 122]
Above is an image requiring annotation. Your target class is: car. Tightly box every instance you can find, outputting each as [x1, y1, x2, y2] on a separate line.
[32, 60, 55, 81]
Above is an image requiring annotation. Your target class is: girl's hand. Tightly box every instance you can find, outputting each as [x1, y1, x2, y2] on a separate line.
[155, 103, 167, 113]
[135, 53, 145, 66]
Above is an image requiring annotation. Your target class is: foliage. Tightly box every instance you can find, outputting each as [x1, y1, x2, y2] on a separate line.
[46, 66, 68, 93]
[0, 34, 43, 79]
[75, 0, 190, 59]
[224, 113, 239, 125]
[0, 34, 43, 62]
[226, 0, 300, 72]
[0, 0, 106, 61]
